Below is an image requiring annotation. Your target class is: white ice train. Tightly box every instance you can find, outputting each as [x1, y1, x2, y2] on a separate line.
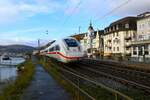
[40, 37, 84, 63]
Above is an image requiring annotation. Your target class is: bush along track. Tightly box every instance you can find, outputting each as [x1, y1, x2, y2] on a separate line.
[0, 60, 35, 100]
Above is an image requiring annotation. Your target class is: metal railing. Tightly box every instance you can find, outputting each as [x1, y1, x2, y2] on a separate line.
[58, 67, 133, 100]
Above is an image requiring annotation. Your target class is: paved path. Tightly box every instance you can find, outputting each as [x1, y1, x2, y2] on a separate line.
[21, 63, 71, 100]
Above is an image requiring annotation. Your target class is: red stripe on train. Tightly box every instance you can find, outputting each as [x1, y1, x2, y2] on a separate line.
[47, 52, 81, 59]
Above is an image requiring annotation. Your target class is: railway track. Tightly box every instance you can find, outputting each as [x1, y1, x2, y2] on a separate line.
[79, 59, 150, 92]
[61, 61, 150, 93]
[79, 62, 150, 86]
[51, 58, 150, 99]
[56, 63, 133, 100]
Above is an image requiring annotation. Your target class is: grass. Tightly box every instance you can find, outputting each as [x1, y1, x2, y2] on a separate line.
[0, 60, 35, 100]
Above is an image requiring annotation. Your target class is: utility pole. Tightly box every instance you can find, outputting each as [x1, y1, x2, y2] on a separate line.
[79, 26, 81, 34]
[38, 39, 40, 54]
[38, 39, 40, 49]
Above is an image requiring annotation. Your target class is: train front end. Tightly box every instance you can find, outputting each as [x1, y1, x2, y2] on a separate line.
[62, 38, 84, 63]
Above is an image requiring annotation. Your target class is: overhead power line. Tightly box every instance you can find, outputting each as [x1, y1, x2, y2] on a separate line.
[96, 0, 131, 20]
[62, 1, 82, 26]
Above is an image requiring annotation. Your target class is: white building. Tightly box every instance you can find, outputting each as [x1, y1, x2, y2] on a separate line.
[73, 23, 104, 57]
[104, 17, 137, 60]
[131, 12, 150, 62]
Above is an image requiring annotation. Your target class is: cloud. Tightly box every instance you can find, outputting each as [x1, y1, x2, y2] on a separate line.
[94, 0, 150, 19]
[0, 0, 150, 46]
[1, 0, 149, 24]
[0, 0, 61, 24]
[64, 0, 150, 20]
[0, 27, 55, 46]
[64, 0, 81, 15]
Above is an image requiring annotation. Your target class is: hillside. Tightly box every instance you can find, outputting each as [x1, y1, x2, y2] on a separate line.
[0, 45, 35, 54]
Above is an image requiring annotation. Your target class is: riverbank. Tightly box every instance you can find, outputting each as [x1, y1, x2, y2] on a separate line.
[0, 59, 34, 100]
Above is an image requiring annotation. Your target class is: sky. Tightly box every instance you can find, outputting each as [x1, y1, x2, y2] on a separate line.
[0, 0, 150, 47]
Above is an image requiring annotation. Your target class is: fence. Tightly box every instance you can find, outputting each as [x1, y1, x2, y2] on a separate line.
[58, 67, 133, 100]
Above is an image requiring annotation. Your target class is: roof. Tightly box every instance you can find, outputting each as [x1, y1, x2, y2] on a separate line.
[110, 17, 137, 26]
[104, 16, 137, 35]
[137, 12, 150, 21]
[88, 22, 94, 31]
[71, 33, 86, 40]
[71, 30, 104, 40]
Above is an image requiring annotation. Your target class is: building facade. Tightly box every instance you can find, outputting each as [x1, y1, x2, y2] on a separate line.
[72, 23, 104, 57]
[104, 17, 137, 60]
[131, 12, 150, 62]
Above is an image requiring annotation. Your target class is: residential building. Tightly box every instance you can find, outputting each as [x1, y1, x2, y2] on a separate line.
[131, 12, 150, 62]
[104, 17, 137, 60]
[72, 23, 104, 57]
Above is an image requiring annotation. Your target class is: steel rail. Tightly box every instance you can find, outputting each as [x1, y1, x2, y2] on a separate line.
[81, 66, 150, 91]
[80, 62, 150, 81]
[58, 66, 133, 100]
[84, 58, 150, 73]
[60, 72, 96, 100]
[84, 59, 150, 76]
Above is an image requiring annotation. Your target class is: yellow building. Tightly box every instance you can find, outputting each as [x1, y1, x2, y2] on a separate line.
[104, 17, 137, 59]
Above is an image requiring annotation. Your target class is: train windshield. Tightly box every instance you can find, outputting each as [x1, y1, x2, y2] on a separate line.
[64, 39, 78, 47]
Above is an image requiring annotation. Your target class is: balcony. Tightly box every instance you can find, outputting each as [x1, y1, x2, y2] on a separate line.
[105, 44, 112, 48]
[125, 42, 131, 48]
[132, 39, 150, 45]
[107, 39, 112, 42]
[125, 36, 132, 40]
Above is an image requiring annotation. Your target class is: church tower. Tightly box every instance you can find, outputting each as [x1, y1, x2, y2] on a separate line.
[88, 21, 94, 38]
[87, 21, 94, 49]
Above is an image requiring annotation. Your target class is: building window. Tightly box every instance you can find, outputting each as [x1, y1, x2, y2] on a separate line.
[117, 47, 119, 51]
[113, 33, 115, 37]
[113, 40, 115, 43]
[144, 45, 149, 55]
[133, 46, 137, 55]
[138, 25, 141, 29]
[148, 22, 150, 27]
[138, 46, 142, 56]
[109, 47, 112, 50]
[116, 32, 119, 36]
[125, 23, 129, 29]
[142, 24, 145, 28]
[113, 26, 115, 31]
[126, 31, 129, 37]
[116, 25, 119, 30]
[126, 48, 129, 50]
[133, 32, 136, 39]
[113, 47, 115, 51]
[138, 35, 143, 40]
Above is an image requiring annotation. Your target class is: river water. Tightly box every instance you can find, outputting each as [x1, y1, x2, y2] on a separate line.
[0, 57, 25, 91]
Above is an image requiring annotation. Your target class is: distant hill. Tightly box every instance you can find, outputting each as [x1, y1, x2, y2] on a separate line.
[0, 45, 35, 54]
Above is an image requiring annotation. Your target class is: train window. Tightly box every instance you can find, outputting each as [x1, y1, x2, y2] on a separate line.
[64, 39, 78, 47]
[55, 45, 60, 51]
[49, 47, 54, 51]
